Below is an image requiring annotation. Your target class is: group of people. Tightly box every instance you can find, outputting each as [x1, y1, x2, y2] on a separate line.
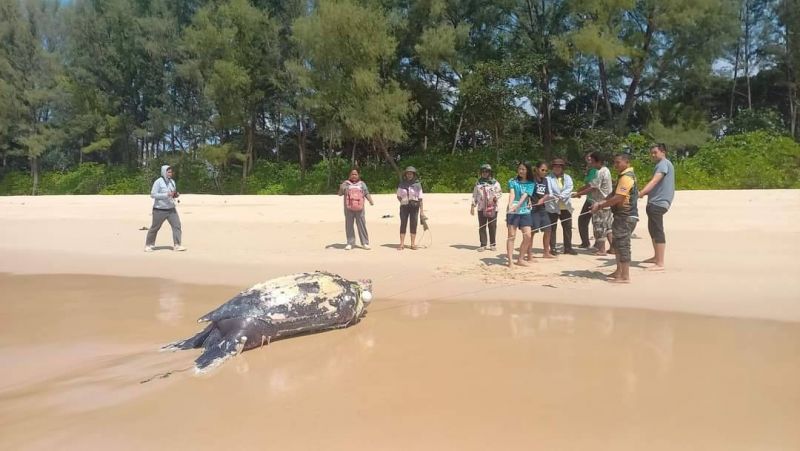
[144, 144, 675, 284]
[470, 144, 674, 282]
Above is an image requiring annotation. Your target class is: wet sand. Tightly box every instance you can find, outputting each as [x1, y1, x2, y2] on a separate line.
[1, 190, 799, 449]
[1, 274, 799, 451]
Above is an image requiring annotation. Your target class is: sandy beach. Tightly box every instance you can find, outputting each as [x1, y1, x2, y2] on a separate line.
[1, 190, 799, 450]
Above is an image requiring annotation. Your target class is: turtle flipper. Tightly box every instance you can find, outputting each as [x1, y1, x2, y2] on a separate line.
[160, 323, 215, 351]
[194, 333, 246, 374]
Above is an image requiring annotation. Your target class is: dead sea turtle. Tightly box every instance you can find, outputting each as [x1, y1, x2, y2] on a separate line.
[162, 271, 373, 373]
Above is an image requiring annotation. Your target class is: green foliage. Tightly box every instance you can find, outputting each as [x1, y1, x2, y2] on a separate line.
[677, 131, 800, 189]
[3, 132, 799, 194]
[644, 118, 713, 152]
[726, 109, 787, 136]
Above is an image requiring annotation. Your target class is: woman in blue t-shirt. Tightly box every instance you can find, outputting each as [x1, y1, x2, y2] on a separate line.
[505, 162, 535, 268]
[528, 161, 556, 260]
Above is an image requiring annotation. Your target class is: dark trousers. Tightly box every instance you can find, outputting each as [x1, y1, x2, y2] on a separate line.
[478, 211, 497, 247]
[400, 204, 420, 234]
[549, 209, 573, 251]
[578, 199, 592, 246]
[146, 208, 182, 246]
[646, 204, 668, 244]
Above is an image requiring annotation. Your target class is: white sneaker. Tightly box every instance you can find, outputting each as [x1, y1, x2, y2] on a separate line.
[489, 245, 497, 251]
[344, 244, 353, 250]
[173, 245, 187, 252]
[477, 246, 486, 252]
[362, 244, 371, 250]
[144, 245, 154, 253]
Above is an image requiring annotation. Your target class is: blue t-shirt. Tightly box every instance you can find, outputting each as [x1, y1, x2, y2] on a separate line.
[508, 178, 534, 215]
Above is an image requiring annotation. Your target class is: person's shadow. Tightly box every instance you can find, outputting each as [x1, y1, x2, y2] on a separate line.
[324, 243, 348, 250]
[597, 258, 648, 269]
[151, 246, 175, 251]
[560, 269, 609, 280]
[480, 255, 507, 266]
[450, 244, 481, 251]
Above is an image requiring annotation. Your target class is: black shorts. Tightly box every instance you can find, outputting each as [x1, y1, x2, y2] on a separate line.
[530, 210, 550, 232]
[646, 204, 669, 244]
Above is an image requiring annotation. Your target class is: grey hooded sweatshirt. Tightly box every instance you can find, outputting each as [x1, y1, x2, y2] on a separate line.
[151, 165, 177, 210]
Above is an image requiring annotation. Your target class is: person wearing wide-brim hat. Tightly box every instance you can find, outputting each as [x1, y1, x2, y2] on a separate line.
[545, 158, 577, 255]
[471, 163, 502, 251]
[396, 166, 424, 250]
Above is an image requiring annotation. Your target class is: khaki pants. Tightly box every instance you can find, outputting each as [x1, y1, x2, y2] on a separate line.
[592, 209, 612, 243]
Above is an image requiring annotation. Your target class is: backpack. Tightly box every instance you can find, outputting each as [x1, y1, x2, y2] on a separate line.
[345, 182, 365, 212]
[481, 184, 497, 217]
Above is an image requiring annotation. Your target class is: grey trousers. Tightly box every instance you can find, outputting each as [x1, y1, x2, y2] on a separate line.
[146, 208, 182, 246]
[344, 208, 369, 246]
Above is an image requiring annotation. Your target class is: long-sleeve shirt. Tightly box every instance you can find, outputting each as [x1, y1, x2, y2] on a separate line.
[545, 173, 573, 213]
[471, 180, 502, 212]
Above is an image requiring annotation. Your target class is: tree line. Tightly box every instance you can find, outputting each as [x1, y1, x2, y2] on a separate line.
[1, 0, 798, 194]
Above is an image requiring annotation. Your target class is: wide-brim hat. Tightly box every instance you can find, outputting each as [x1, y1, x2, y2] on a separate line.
[404, 166, 417, 174]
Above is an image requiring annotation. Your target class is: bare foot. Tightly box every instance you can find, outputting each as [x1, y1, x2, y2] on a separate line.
[606, 271, 619, 279]
[506, 260, 514, 268]
[398, 244, 404, 251]
[542, 253, 557, 259]
[646, 265, 665, 272]
[608, 248, 616, 255]
[516, 260, 530, 267]
[411, 245, 418, 250]
[608, 278, 630, 284]
[642, 257, 657, 264]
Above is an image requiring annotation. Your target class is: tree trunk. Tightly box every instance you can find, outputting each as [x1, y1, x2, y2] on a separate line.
[598, 58, 613, 120]
[423, 108, 429, 151]
[744, 0, 753, 110]
[452, 100, 468, 154]
[351, 141, 356, 167]
[241, 116, 255, 194]
[30, 155, 39, 196]
[590, 91, 600, 129]
[618, 10, 656, 130]
[377, 139, 400, 175]
[730, 31, 741, 118]
[297, 117, 307, 179]
[539, 65, 553, 154]
[273, 112, 278, 161]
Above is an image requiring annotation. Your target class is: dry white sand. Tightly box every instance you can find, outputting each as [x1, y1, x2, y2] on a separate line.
[1, 190, 798, 322]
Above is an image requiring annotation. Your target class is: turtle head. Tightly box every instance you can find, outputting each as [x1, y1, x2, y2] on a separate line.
[356, 278, 373, 309]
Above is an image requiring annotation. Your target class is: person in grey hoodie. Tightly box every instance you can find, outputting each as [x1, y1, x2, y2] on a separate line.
[144, 165, 185, 252]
